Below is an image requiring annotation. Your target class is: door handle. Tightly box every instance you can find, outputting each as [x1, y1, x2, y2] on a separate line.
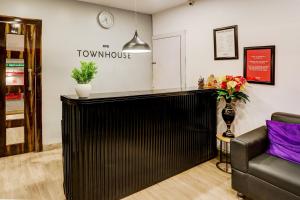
[28, 69, 33, 92]
[152, 62, 157, 65]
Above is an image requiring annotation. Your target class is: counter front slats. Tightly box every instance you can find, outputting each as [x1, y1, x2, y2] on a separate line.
[61, 88, 217, 200]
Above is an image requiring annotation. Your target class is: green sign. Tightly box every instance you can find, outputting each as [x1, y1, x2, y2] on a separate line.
[6, 63, 25, 67]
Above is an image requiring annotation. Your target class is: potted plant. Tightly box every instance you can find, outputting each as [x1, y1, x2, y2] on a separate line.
[215, 75, 250, 138]
[71, 61, 98, 98]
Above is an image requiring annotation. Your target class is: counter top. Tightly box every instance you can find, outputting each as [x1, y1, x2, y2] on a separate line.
[61, 87, 215, 104]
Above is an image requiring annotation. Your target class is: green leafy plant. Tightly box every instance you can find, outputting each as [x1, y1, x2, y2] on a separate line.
[216, 89, 250, 103]
[71, 61, 98, 84]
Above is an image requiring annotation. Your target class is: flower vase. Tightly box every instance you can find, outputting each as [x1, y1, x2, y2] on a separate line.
[222, 99, 235, 138]
[75, 83, 92, 98]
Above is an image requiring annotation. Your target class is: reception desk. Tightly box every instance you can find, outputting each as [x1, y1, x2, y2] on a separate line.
[61, 88, 217, 200]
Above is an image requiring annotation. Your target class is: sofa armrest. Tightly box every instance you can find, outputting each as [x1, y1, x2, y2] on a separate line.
[230, 126, 268, 173]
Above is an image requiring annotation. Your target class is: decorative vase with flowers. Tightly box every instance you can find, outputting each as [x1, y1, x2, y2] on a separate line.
[71, 61, 98, 98]
[215, 75, 250, 138]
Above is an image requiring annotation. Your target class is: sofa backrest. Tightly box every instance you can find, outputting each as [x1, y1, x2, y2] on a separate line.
[272, 112, 300, 124]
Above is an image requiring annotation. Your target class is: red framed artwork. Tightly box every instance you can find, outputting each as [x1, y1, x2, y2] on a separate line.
[244, 46, 275, 85]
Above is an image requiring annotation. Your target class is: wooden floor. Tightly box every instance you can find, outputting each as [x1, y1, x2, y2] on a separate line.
[0, 148, 238, 200]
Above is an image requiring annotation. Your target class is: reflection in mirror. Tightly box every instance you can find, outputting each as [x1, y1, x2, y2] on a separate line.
[6, 127, 24, 145]
[5, 32, 25, 146]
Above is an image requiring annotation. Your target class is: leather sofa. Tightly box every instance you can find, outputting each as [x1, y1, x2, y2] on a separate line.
[230, 112, 300, 200]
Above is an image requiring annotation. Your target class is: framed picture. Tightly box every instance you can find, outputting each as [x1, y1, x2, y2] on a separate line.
[244, 45, 275, 85]
[213, 25, 239, 60]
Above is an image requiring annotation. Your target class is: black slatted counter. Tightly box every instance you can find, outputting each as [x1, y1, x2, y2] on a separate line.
[61, 88, 217, 200]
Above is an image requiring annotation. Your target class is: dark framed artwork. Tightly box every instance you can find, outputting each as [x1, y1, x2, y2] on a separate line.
[213, 25, 239, 60]
[244, 45, 275, 85]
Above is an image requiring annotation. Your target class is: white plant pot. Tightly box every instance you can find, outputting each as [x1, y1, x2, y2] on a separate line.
[75, 83, 92, 98]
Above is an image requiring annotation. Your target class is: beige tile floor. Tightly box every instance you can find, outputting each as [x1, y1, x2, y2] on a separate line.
[0, 148, 238, 200]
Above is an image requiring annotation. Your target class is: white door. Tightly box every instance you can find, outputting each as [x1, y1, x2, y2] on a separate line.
[152, 34, 185, 90]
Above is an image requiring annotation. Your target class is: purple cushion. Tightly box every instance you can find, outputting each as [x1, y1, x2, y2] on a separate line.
[266, 120, 300, 164]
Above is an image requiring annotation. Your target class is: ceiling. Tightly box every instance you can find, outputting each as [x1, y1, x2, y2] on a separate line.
[77, 0, 187, 14]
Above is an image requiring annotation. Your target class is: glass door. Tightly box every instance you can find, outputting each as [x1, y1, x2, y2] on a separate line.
[6, 31, 25, 146]
[0, 17, 42, 157]
[5, 24, 26, 155]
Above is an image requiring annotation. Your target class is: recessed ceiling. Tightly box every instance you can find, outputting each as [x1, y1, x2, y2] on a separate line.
[77, 0, 187, 14]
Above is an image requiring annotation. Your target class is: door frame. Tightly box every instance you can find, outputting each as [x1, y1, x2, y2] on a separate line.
[152, 31, 186, 89]
[0, 15, 42, 157]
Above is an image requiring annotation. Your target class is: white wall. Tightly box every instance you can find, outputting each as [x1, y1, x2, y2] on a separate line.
[0, 0, 153, 145]
[153, 0, 300, 135]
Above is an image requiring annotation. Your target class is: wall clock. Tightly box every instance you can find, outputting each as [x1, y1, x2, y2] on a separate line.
[98, 11, 114, 29]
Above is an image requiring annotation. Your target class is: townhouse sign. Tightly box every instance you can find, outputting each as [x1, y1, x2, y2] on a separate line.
[77, 45, 131, 60]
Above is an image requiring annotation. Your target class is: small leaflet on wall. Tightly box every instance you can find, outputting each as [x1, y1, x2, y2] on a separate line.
[6, 34, 25, 52]
[6, 59, 25, 67]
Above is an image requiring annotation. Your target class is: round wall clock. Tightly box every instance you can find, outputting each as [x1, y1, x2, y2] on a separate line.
[98, 11, 114, 29]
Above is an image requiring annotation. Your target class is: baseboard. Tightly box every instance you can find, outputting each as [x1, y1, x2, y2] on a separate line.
[43, 143, 62, 151]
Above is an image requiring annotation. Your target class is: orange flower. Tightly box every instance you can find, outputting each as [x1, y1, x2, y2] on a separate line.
[226, 75, 234, 81]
